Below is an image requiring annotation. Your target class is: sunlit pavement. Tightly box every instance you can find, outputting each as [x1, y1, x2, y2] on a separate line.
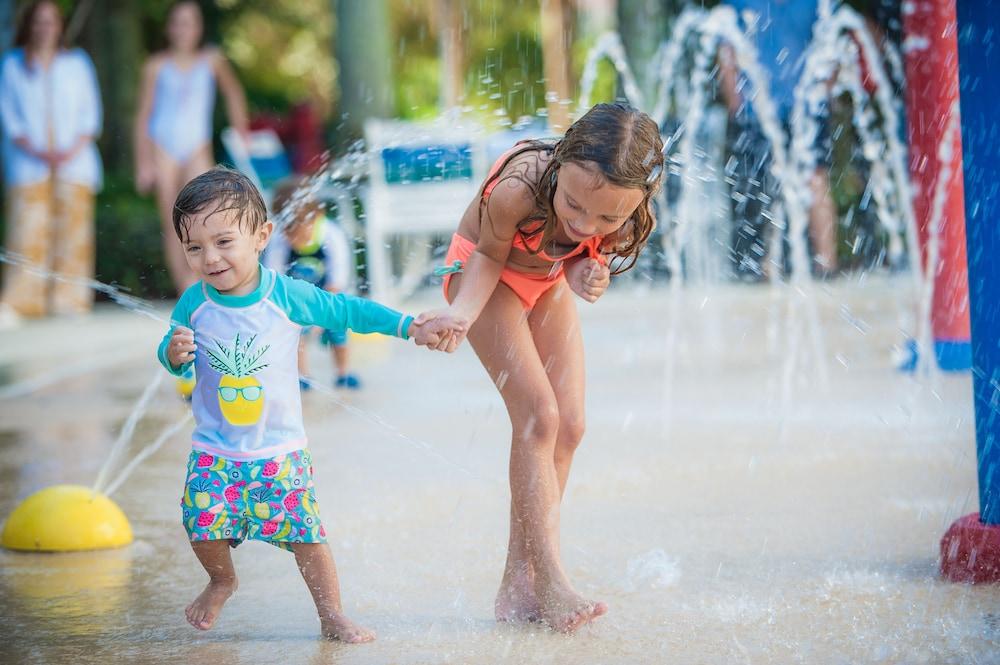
[1, 277, 996, 664]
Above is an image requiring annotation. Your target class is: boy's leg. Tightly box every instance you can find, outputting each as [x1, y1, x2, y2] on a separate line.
[186, 539, 239, 630]
[298, 333, 311, 379]
[332, 343, 350, 376]
[290, 542, 375, 643]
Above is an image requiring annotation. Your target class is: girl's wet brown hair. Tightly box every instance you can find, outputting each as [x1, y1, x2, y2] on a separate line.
[479, 103, 664, 273]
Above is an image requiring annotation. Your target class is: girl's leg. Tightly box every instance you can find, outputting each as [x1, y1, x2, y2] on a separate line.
[186, 539, 239, 630]
[290, 542, 375, 643]
[180, 145, 215, 186]
[1, 180, 55, 317]
[451, 277, 605, 633]
[50, 181, 96, 315]
[153, 147, 195, 293]
[496, 282, 589, 622]
[528, 282, 587, 496]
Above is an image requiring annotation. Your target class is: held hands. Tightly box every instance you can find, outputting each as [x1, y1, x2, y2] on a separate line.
[167, 326, 197, 369]
[407, 309, 470, 353]
[566, 258, 610, 303]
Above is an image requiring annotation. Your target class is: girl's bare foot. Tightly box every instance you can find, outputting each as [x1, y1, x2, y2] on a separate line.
[537, 584, 607, 633]
[185, 578, 237, 630]
[321, 612, 376, 643]
[495, 566, 541, 622]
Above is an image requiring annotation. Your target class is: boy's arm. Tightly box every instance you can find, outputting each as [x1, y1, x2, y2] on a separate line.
[157, 287, 201, 375]
[276, 274, 414, 339]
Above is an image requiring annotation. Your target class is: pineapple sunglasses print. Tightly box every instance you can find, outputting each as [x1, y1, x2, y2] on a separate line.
[205, 332, 270, 426]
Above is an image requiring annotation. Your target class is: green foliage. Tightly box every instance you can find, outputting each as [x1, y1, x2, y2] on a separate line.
[93, 172, 174, 300]
[389, 0, 550, 125]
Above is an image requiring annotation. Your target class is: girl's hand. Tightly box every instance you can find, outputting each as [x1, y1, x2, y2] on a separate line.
[567, 258, 610, 303]
[167, 326, 197, 369]
[409, 309, 470, 352]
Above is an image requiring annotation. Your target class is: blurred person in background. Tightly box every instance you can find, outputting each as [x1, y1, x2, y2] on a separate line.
[0, 0, 103, 322]
[134, 0, 250, 294]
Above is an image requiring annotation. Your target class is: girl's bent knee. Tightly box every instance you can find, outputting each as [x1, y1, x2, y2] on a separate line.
[558, 414, 585, 450]
[512, 409, 560, 453]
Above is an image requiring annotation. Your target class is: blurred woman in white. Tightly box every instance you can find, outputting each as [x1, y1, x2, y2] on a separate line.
[0, 0, 103, 319]
[134, 0, 249, 293]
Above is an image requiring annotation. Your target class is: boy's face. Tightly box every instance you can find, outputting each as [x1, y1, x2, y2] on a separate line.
[181, 204, 273, 296]
[284, 215, 317, 248]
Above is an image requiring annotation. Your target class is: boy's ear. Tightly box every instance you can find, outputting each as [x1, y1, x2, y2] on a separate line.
[257, 220, 274, 251]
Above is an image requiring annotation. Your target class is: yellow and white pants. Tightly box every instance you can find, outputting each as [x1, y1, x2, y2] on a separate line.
[2, 179, 95, 317]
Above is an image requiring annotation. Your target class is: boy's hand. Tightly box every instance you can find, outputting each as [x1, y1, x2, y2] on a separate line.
[167, 326, 197, 369]
[566, 258, 610, 303]
[409, 309, 469, 352]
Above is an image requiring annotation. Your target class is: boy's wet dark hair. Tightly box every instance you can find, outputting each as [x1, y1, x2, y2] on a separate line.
[480, 103, 665, 273]
[173, 167, 267, 242]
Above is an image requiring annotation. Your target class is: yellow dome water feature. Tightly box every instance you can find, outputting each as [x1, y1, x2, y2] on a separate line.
[1, 485, 132, 552]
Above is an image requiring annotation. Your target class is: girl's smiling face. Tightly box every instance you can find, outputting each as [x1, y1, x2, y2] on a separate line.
[551, 162, 644, 244]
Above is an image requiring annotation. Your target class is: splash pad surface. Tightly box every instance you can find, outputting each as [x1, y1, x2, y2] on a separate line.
[0, 280, 995, 663]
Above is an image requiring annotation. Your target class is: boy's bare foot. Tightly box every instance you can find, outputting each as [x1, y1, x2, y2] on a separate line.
[537, 585, 607, 633]
[185, 578, 237, 630]
[495, 568, 541, 622]
[321, 612, 376, 643]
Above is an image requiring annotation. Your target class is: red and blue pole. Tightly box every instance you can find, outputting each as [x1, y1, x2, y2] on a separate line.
[903, 0, 971, 372]
[938, 0, 1000, 583]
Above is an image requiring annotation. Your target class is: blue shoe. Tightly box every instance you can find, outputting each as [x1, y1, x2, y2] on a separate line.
[335, 374, 362, 390]
[299, 378, 312, 392]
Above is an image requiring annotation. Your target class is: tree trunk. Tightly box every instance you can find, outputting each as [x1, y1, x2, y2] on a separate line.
[334, 0, 395, 147]
[540, 0, 574, 132]
[616, 0, 670, 106]
[0, 0, 15, 53]
[80, 0, 142, 175]
[437, 0, 464, 109]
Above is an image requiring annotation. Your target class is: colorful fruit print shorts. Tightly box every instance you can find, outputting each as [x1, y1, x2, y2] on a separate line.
[181, 448, 327, 551]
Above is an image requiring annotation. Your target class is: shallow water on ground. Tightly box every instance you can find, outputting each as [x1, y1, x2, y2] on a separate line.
[1, 278, 997, 664]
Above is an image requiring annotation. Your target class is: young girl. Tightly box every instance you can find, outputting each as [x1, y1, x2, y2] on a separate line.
[159, 168, 458, 642]
[421, 103, 664, 633]
[134, 0, 250, 293]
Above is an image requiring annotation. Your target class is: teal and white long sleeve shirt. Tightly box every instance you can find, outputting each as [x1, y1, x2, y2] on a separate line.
[158, 266, 413, 460]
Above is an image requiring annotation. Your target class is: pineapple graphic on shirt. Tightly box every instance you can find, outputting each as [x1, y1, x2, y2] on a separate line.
[205, 332, 270, 426]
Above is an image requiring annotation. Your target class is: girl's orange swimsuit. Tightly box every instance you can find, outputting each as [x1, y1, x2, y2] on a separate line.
[441, 146, 606, 310]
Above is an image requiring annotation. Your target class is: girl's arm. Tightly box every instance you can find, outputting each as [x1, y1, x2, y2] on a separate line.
[211, 48, 250, 138]
[444, 177, 535, 324]
[133, 58, 159, 193]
